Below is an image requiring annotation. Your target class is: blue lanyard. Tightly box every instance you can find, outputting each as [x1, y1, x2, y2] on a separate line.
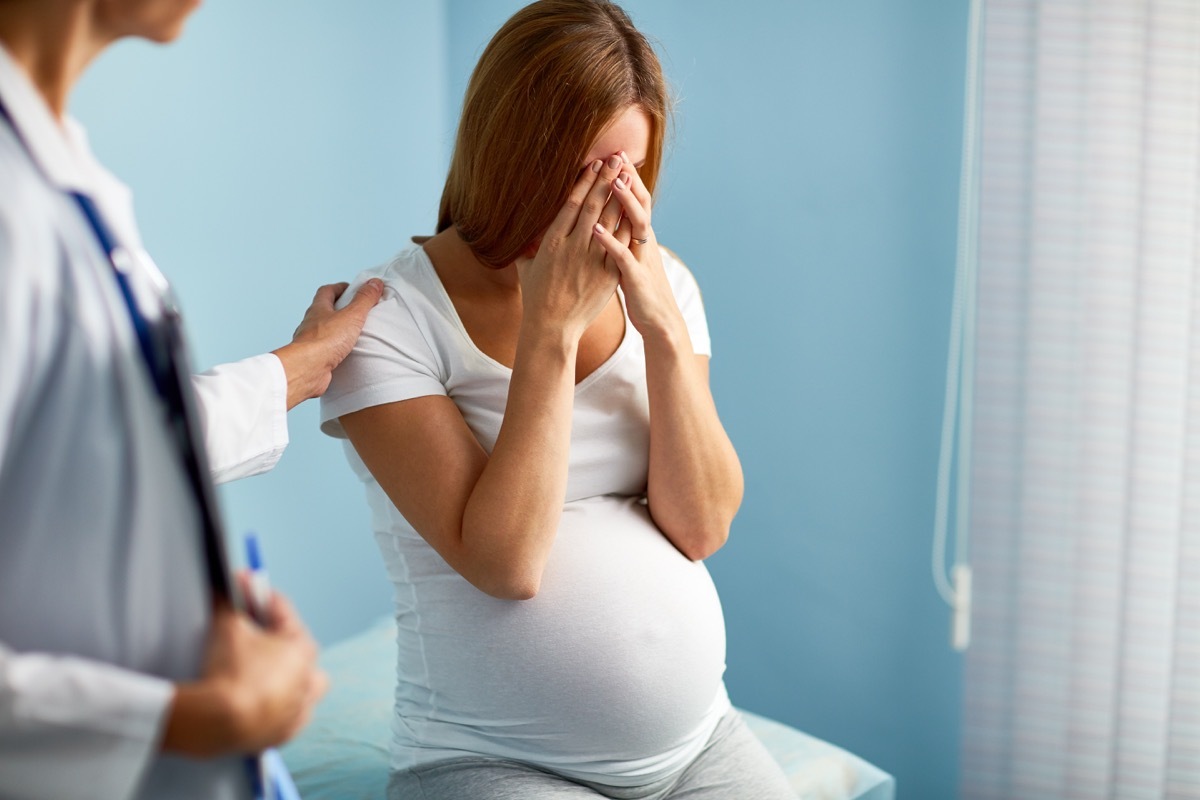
[68, 190, 172, 400]
[0, 95, 232, 601]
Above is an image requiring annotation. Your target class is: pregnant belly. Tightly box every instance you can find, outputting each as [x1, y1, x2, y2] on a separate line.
[401, 495, 727, 765]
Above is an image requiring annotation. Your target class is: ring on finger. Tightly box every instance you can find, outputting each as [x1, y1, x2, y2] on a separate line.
[632, 236, 649, 245]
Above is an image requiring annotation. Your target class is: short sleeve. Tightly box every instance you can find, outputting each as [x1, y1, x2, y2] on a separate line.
[660, 246, 712, 357]
[320, 275, 447, 439]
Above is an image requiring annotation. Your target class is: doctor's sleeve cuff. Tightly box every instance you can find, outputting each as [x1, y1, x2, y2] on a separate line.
[193, 353, 290, 485]
[0, 643, 174, 800]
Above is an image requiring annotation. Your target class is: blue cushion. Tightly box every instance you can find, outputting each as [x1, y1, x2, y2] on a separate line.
[282, 617, 894, 800]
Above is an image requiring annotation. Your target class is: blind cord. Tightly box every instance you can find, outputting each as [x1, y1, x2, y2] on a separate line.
[933, 0, 984, 650]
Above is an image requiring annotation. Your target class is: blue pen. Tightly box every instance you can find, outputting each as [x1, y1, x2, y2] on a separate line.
[241, 536, 303, 800]
[242, 533, 276, 800]
[243, 532, 272, 626]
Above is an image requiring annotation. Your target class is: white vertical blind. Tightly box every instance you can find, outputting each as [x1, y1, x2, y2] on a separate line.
[961, 1, 1200, 797]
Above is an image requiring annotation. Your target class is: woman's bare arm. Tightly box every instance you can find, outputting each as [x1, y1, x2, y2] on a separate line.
[340, 156, 629, 599]
[592, 158, 744, 560]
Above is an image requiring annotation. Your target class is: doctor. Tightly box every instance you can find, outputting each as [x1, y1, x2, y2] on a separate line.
[0, 0, 382, 798]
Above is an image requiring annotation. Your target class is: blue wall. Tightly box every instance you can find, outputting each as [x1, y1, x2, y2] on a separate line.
[78, 2, 966, 796]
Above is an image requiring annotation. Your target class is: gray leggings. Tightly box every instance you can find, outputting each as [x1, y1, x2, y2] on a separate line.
[386, 709, 799, 800]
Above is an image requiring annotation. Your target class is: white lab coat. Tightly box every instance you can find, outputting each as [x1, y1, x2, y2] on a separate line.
[0, 46, 289, 800]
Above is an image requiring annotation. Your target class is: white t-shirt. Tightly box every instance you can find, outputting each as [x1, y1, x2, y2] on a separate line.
[320, 244, 731, 786]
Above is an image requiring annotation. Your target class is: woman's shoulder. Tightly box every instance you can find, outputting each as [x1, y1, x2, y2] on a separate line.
[657, 242, 687, 269]
[332, 243, 466, 361]
[340, 244, 430, 300]
[656, 243, 704, 301]
[655, 243, 711, 354]
[337, 243, 447, 319]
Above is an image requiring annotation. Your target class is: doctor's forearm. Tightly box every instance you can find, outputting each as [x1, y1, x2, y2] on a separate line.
[161, 675, 303, 757]
[161, 680, 244, 757]
[271, 340, 331, 410]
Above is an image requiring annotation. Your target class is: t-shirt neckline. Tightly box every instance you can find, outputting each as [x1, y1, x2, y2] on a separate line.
[411, 245, 635, 393]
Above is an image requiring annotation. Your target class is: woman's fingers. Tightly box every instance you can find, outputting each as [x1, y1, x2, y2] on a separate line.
[546, 160, 603, 240]
[591, 221, 639, 276]
[611, 171, 653, 242]
[619, 151, 654, 210]
[605, 204, 632, 272]
[596, 151, 631, 236]
[577, 154, 627, 236]
[597, 186, 624, 239]
[545, 155, 627, 246]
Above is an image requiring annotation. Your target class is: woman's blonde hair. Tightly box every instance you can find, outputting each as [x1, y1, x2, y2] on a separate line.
[437, 0, 668, 268]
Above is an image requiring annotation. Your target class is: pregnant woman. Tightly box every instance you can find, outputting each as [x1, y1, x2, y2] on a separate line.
[320, 1, 797, 798]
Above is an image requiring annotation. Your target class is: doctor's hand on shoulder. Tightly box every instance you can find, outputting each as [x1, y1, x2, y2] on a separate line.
[272, 279, 385, 409]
